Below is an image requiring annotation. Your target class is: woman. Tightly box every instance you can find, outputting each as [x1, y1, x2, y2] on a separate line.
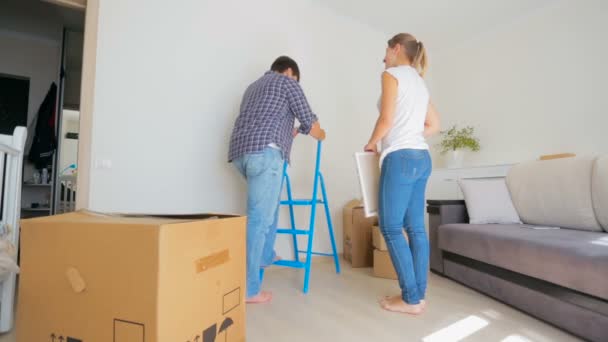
[364, 33, 441, 314]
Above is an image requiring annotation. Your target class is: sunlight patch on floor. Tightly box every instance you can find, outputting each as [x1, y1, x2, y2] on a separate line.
[423, 315, 489, 342]
[501, 335, 533, 342]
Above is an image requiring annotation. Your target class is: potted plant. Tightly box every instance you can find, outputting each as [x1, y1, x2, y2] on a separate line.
[439, 125, 481, 168]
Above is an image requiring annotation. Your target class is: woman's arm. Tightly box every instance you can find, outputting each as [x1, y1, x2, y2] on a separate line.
[423, 101, 441, 138]
[364, 72, 398, 152]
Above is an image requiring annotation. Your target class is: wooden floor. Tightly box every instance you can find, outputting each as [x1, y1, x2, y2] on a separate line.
[247, 260, 581, 342]
[1, 260, 581, 342]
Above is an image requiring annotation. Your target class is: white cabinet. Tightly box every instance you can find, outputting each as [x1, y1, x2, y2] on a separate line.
[424, 164, 514, 231]
[426, 164, 514, 200]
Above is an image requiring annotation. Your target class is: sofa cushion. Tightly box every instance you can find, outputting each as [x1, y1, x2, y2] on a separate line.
[593, 156, 608, 231]
[438, 223, 608, 300]
[506, 156, 602, 231]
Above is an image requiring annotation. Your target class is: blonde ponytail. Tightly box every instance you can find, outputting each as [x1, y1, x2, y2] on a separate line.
[413, 41, 428, 77]
[388, 33, 429, 77]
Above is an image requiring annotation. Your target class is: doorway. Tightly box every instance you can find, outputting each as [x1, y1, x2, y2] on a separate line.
[0, 0, 85, 218]
[54, 29, 84, 214]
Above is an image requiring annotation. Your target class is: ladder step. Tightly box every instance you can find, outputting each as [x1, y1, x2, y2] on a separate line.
[297, 251, 335, 257]
[277, 229, 309, 235]
[274, 260, 306, 269]
[280, 199, 324, 206]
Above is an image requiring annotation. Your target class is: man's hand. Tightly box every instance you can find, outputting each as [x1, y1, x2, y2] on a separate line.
[293, 127, 299, 138]
[309, 122, 326, 141]
[364, 142, 378, 153]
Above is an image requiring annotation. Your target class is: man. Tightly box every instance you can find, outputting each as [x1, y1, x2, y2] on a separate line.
[229, 56, 325, 304]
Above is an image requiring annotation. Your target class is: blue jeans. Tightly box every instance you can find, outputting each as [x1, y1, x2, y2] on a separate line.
[379, 149, 432, 304]
[233, 148, 283, 298]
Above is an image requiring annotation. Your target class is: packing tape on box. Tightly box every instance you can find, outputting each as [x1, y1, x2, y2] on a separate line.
[66, 267, 86, 293]
[195, 249, 230, 274]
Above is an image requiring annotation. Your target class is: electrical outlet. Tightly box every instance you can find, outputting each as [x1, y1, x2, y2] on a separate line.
[94, 159, 113, 169]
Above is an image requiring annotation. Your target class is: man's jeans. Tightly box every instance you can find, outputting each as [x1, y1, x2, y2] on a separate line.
[378, 149, 432, 304]
[233, 148, 283, 298]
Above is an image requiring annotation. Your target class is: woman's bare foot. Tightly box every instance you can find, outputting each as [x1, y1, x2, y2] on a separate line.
[246, 291, 272, 304]
[379, 295, 424, 315]
[383, 296, 427, 310]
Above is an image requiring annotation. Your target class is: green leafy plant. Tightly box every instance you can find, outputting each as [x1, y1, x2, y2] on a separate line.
[439, 125, 481, 154]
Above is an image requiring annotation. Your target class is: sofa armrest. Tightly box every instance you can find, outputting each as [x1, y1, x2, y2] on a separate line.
[426, 200, 469, 274]
[426, 200, 468, 224]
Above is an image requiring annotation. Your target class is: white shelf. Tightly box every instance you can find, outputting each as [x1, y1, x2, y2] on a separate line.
[434, 163, 515, 172]
[21, 207, 51, 212]
[427, 164, 515, 200]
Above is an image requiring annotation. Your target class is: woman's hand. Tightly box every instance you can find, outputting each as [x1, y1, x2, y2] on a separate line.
[364, 143, 378, 153]
[423, 101, 441, 138]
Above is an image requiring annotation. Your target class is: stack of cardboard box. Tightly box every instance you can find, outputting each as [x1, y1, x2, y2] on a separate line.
[372, 225, 408, 280]
[18, 211, 246, 342]
[343, 200, 377, 268]
[341, 200, 409, 281]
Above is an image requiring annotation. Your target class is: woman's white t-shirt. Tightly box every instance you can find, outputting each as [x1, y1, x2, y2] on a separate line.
[378, 65, 430, 166]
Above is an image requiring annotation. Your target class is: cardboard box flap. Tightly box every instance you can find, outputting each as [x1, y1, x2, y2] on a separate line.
[86, 210, 241, 222]
[21, 210, 241, 227]
[344, 199, 363, 210]
[144, 213, 239, 220]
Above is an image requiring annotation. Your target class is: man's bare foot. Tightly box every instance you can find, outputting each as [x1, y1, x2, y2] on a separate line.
[379, 295, 424, 315]
[246, 291, 272, 304]
[261, 255, 282, 268]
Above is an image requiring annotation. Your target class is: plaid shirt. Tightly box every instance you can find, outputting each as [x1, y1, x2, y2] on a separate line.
[228, 71, 318, 162]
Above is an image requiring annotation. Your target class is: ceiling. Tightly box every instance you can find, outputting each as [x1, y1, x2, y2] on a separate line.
[307, 0, 559, 51]
[3, 0, 559, 50]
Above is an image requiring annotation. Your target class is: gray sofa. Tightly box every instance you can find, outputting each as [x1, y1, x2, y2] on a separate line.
[427, 156, 608, 342]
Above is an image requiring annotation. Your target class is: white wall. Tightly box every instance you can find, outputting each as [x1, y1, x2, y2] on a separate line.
[430, 0, 608, 167]
[87, 0, 388, 256]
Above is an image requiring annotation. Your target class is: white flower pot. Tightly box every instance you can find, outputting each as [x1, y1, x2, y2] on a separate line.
[447, 150, 465, 169]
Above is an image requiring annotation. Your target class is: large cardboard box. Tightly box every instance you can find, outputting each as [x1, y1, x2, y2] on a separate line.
[373, 249, 398, 280]
[343, 200, 377, 268]
[17, 211, 246, 342]
[372, 225, 408, 251]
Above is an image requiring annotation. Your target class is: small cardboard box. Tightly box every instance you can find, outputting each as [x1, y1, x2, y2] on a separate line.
[343, 200, 377, 267]
[373, 249, 398, 280]
[372, 225, 408, 251]
[17, 211, 246, 342]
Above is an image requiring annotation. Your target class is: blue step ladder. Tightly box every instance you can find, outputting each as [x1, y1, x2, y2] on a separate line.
[262, 141, 341, 293]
